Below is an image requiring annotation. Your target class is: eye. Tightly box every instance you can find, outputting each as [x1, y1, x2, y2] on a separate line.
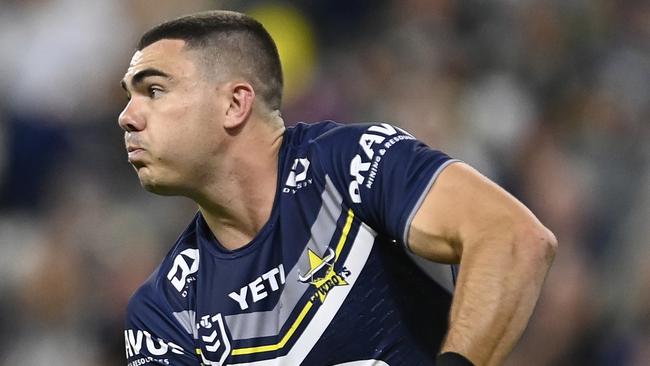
[148, 85, 164, 99]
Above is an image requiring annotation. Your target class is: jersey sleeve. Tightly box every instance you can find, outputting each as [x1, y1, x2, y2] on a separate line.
[311, 122, 459, 248]
[124, 269, 199, 366]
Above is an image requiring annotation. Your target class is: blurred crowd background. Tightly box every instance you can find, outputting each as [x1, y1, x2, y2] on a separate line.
[0, 0, 648, 365]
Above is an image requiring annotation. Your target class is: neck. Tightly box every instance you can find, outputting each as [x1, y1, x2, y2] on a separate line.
[195, 115, 285, 250]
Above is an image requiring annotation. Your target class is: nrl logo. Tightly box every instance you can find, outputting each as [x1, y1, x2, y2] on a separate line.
[298, 248, 351, 304]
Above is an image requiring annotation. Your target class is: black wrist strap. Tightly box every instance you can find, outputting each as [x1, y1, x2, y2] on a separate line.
[436, 352, 475, 366]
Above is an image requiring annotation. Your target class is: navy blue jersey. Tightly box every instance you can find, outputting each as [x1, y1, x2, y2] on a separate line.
[125, 121, 459, 366]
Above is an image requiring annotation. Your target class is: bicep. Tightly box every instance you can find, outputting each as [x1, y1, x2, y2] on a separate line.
[407, 162, 541, 263]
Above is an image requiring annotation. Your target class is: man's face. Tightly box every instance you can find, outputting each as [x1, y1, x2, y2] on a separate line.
[119, 39, 226, 195]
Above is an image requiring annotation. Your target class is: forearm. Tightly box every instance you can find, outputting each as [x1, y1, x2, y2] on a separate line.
[441, 227, 556, 365]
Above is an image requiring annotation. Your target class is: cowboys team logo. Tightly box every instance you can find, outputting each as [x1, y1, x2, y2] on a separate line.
[298, 248, 352, 304]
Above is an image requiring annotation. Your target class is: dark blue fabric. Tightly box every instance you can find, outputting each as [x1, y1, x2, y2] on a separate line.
[124, 121, 455, 365]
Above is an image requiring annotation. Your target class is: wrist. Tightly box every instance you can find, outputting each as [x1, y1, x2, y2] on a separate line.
[436, 352, 474, 366]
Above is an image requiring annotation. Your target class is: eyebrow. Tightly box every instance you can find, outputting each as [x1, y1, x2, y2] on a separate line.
[120, 68, 172, 92]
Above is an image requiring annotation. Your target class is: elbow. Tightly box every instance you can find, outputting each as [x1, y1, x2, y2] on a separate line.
[538, 225, 558, 266]
[514, 221, 557, 268]
[543, 226, 558, 261]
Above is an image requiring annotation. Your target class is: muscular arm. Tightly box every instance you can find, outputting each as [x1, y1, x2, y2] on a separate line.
[408, 162, 557, 366]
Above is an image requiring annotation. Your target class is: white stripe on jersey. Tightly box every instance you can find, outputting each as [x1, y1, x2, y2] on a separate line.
[229, 223, 377, 366]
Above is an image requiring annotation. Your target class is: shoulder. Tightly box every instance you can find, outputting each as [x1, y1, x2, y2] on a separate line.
[285, 120, 413, 162]
[124, 218, 200, 361]
[285, 120, 395, 144]
[282, 121, 457, 241]
[296, 121, 421, 177]
[283, 120, 342, 148]
[126, 216, 200, 326]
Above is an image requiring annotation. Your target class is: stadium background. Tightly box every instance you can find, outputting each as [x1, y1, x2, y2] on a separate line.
[0, 0, 648, 365]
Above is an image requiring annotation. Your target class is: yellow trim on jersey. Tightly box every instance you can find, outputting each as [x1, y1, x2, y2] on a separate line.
[231, 301, 314, 356]
[230, 209, 355, 356]
[196, 348, 204, 366]
[335, 209, 354, 260]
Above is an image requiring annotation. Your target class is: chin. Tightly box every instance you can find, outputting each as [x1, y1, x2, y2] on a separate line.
[136, 164, 192, 197]
[140, 180, 182, 196]
[137, 170, 179, 196]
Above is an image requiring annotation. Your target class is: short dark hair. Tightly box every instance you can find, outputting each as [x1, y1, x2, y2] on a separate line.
[138, 10, 283, 110]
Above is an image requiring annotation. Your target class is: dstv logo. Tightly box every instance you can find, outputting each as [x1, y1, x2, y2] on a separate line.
[283, 158, 312, 193]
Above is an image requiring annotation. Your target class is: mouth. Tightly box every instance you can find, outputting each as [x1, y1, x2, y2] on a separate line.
[126, 145, 144, 153]
[126, 146, 147, 164]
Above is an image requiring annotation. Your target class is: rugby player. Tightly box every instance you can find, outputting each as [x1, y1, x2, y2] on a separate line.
[119, 10, 556, 366]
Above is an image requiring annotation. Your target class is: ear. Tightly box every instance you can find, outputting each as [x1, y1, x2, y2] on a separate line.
[224, 82, 255, 130]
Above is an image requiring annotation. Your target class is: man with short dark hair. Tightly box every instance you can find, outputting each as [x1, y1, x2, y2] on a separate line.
[119, 10, 556, 366]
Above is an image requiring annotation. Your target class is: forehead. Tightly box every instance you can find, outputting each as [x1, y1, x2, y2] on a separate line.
[124, 39, 197, 81]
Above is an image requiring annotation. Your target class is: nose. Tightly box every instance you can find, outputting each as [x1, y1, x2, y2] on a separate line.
[118, 100, 145, 132]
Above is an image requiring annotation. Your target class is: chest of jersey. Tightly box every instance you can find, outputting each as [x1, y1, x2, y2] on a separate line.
[171, 178, 450, 366]
[132, 122, 458, 365]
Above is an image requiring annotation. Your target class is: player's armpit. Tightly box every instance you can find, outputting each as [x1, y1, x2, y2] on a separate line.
[407, 162, 557, 366]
